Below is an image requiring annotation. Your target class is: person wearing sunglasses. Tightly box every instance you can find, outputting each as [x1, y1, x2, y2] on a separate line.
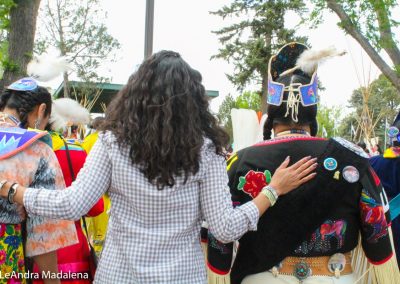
[0, 78, 78, 284]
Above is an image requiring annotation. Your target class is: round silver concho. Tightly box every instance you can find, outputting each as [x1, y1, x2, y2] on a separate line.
[328, 253, 346, 278]
[333, 137, 369, 158]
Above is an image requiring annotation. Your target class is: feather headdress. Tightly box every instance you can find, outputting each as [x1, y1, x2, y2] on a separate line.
[49, 98, 90, 131]
[27, 54, 72, 82]
[280, 46, 346, 77]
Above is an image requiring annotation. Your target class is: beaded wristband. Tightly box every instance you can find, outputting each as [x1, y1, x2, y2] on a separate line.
[267, 185, 279, 200]
[261, 186, 277, 206]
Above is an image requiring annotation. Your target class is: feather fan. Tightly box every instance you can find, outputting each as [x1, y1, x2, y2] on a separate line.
[27, 54, 72, 82]
[50, 98, 90, 131]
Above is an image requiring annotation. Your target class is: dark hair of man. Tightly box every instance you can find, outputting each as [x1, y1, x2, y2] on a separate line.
[90, 117, 105, 130]
[0, 87, 52, 128]
[101, 50, 229, 189]
[263, 71, 318, 140]
[357, 142, 367, 150]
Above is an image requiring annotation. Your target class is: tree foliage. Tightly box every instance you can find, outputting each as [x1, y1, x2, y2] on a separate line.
[0, 0, 14, 78]
[339, 75, 400, 145]
[0, 0, 14, 32]
[316, 105, 341, 138]
[36, 0, 120, 96]
[0, 0, 41, 88]
[310, 0, 400, 93]
[217, 91, 261, 141]
[211, 0, 308, 112]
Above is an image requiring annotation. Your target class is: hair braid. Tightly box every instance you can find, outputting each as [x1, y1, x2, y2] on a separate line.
[0, 87, 52, 128]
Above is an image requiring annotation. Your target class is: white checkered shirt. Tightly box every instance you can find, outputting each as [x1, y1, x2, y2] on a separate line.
[24, 132, 259, 283]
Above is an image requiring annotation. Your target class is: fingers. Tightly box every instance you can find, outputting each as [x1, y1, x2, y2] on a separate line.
[289, 156, 312, 170]
[276, 156, 290, 170]
[296, 158, 318, 178]
[299, 172, 316, 184]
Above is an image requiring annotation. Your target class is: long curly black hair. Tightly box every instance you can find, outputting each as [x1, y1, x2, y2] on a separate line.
[101, 50, 229, 189]
[0, 87, 52, 128]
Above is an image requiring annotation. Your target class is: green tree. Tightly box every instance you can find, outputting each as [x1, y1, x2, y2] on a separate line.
[0, 0, 41, 88]
[337, 113, 358, 141]
[0, 0, 14, 41]
[339, 75, 400, 145]
[316, 105, 341, 138]
[217, 94, 236, 142]
[35, 0, 120, 97]
[0, 0, 14, 79]
[236, 90, 262, 110]
[310, 0, 400, 93]
[217, 91, 261, 141]
[211, 0, 308, 112]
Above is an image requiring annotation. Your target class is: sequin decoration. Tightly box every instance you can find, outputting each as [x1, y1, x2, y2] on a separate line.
[360, 188, 388, 243]
[294, 220, 347, 254]
[333, 137, 369, 158]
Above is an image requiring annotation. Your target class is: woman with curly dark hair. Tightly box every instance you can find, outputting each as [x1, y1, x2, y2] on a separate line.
[0, 51, 316, 283]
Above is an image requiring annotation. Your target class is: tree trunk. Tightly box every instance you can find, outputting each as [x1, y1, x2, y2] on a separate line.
[261, 72, 269, 114]
[63, 71, 69, 98]
[57, 0, 69, 98]
[261, 32, 272, 113]
[326, 0, 400, 94]
[370, 0, 400, 68]
[0, 0, 41, 90]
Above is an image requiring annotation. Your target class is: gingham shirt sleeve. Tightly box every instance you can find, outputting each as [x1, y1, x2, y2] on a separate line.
[24, 134, 111, 220]
[200, 150, 259, 243]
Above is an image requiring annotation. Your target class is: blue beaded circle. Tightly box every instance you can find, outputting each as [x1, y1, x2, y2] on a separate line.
[323, 157, 338, 171]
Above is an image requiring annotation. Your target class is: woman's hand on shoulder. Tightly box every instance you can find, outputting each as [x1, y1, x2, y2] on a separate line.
[270, 156, 317, 196]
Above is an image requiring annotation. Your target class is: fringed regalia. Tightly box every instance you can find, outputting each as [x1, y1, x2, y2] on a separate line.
[204, 43, 400, 284]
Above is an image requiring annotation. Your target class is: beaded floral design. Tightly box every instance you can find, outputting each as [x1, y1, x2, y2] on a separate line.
[0, 223, 25, 281]
[238, 170, 272, 199]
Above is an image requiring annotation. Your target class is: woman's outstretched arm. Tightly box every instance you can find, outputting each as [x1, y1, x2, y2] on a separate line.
[200, 152, 316, 244]
[0, 134, 112, 220]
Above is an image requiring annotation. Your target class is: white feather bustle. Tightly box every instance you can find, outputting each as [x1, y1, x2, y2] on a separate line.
[50, 98, 90, 131]
[27, 54, 72, 82]
[296, 46, 346, 75]
[279, 46, 346, 77]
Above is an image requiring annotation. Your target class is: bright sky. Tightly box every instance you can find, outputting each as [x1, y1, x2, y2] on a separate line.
[45, 0, 394, 114]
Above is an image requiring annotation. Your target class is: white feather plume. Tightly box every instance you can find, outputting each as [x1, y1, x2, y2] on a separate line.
[296, 46, 346, 75]
[27, 54, 72, 82]
[50, 98, 90, 131]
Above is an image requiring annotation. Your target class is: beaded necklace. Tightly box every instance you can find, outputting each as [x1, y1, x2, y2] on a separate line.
[275, 129, 310, 137]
